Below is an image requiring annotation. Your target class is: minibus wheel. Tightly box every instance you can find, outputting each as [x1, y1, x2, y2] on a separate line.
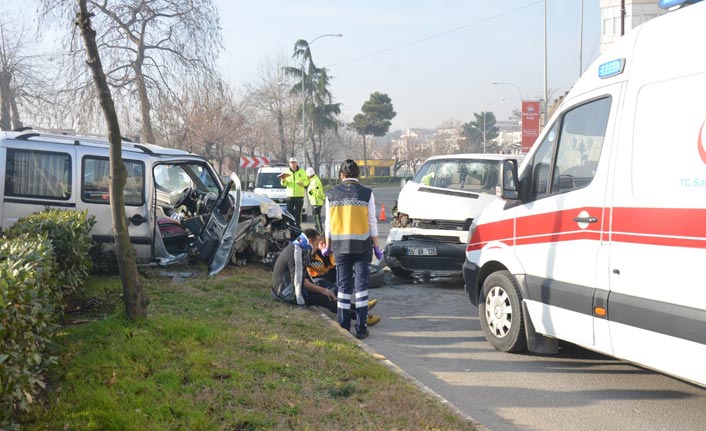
[478, 270, 527, 352]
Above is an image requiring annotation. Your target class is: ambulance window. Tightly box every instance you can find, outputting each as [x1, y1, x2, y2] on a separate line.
[5, 149, 71, 200]
[551, 97, 611, 194]
[528, 122, 559, 200]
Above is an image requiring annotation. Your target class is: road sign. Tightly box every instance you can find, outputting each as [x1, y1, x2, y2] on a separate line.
[521, 101, 541, 153]
[240, 156, 270, 168]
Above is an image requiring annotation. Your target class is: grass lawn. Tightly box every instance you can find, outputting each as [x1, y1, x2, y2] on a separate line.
[19, 265, 479, 431]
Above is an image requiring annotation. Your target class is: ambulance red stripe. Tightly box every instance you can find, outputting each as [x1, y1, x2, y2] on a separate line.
[468, 207, 706, 252]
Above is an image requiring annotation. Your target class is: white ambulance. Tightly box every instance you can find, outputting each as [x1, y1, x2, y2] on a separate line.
[463, 0, 706, 386]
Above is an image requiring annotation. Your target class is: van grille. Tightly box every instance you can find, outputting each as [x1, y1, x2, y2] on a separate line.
[406, 235, 461, 244]
[410, 218, 471, 231]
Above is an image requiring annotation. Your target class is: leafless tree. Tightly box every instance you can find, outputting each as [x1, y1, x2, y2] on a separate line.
[315, 124, 351, 179]
[247, 54, 301, 162]
[0, 18, 54, 130]
[393, 130, 432, 176]
[75, 0, 147, 319]
[177, 78, 246, 174]
[40, 0, 222, 144]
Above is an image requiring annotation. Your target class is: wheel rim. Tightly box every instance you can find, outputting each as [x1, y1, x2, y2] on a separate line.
[484, 285, 512, 338]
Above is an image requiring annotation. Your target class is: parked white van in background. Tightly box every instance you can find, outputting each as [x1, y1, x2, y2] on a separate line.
[463, 0, 706, 387]
[0, 130, 240, 275]
[250, 164, 306, 221]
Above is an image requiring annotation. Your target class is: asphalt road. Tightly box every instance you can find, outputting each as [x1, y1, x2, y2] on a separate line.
[310, 185, 706, 431]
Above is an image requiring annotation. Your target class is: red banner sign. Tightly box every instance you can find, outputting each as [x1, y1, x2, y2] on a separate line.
[521, 101, 541, 153]
[240, 156, 270, 168]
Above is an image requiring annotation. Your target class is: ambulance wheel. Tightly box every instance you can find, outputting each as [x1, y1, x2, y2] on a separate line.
[478, 270, 527, 353]
[369, 264, 384, 288]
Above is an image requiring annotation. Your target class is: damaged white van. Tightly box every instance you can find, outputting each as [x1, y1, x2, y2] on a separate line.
[463, 0, 706, 386]
[385, 153, 520, 278]
[0, 130, 240, 275]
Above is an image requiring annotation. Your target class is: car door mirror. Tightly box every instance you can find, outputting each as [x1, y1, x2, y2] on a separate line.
[501, 159, 520, 200]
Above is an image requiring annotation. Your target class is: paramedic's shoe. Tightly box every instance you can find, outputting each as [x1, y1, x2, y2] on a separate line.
[368, 299, 378, 311]
[366, 314, 381, 326]
[356, 329, 370, 340]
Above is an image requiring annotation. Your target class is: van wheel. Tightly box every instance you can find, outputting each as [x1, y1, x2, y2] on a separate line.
[390, 265, 412, 279]
[478, 270, 527, 353]
[369, 264, 385, 288]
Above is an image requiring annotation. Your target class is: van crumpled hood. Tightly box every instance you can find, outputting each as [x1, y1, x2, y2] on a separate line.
[230, 190, 284, 219]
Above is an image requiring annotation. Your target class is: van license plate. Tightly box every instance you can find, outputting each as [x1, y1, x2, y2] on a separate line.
[406, 247, 437, 256]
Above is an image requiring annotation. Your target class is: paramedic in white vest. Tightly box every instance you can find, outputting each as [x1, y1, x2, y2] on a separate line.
[323, 159, 383, 340]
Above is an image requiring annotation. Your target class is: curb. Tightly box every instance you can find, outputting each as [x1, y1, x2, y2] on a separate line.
[312, 309, 490, 431]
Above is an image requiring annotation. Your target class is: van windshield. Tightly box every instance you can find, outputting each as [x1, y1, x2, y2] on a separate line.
[256, 172, 285, 189]
[154, 163, 220, 195]
[413, 159, 501, 193]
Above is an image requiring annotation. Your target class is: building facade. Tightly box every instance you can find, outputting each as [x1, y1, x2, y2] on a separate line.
[600, 0, 666, 52]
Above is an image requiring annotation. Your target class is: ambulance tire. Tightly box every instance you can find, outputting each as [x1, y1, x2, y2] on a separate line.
[478, 270, 527, 353]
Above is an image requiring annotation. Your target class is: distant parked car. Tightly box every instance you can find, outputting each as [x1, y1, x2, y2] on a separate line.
[384, 153, 522, 278]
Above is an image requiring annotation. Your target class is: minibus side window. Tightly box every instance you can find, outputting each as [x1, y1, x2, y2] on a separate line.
[5, 149, 71, 200]
[82, 157, 145, 206]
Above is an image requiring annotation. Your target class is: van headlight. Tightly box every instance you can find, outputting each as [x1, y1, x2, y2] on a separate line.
[398, 212, 409, 227]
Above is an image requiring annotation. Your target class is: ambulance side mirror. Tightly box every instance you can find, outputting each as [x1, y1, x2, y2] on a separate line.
[501, 159, 519, 200]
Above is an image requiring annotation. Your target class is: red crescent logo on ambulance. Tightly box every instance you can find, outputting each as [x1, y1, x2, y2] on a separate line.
[699, 119, 706, 165]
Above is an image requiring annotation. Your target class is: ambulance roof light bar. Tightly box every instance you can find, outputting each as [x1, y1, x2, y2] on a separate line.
[598, 59, 626, 79]
[659, 0, 703, 9]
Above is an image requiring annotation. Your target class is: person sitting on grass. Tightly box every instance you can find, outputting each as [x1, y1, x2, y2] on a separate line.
[271, 228, 380, 326]
[307, 238, 337, 284]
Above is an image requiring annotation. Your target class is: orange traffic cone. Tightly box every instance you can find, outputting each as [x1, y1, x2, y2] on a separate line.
[379, 204, 387, 222]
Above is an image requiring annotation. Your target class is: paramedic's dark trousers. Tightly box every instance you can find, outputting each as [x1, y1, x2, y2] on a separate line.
[336, 248, 371, 336]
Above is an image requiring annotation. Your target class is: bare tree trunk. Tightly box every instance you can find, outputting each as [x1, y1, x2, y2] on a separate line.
[276, 110, 287, 153]
[134, 64, 155, 144]
[77, 0, 148, 319]
[217, 142, 224, 175]
[362, 134, 368, 177]
[9, 86, 22, 130]
[0, 70, 11, 131]
[313, 132, 322, 175]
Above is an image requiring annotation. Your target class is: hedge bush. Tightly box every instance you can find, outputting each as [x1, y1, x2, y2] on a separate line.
[1, 209, 96, 426]
[6, 209, 96, 297]
[0, 234, 61, 425]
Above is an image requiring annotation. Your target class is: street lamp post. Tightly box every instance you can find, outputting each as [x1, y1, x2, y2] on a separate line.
[300, 33, 342, 159]
[491, 81, 524, 102]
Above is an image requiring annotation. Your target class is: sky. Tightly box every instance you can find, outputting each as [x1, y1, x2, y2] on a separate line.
[214, 0, 601, 131]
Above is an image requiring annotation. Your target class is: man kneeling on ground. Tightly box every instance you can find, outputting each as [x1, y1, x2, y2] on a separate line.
[271, 228, 381, 327]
